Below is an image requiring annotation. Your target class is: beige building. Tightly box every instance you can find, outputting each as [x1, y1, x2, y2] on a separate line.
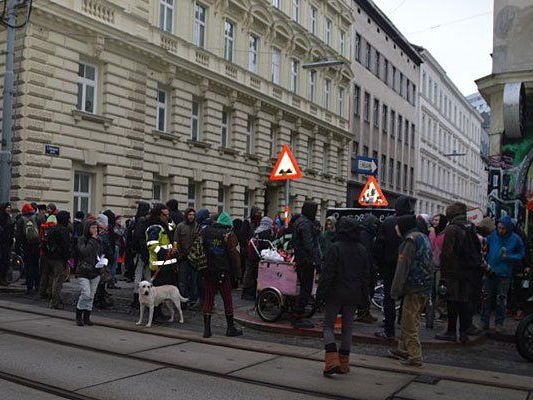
[416, 47, 486, 215]
[0, 0, 353, 218]
[348, 0, 421, 207]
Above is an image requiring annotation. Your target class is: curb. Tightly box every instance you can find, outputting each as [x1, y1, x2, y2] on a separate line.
[234, 309, 488, 348]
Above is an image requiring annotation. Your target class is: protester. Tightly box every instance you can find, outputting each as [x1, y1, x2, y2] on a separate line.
[437, 202, 481, 343]
[130, 201, 151, 308]
[46, 203, 58, 217]
[356, 213, 379, 323]
[291, 201, 321, 329]
[75, 220, 102, 326]
[318, 215, 337, 258]
[15, 204, 41, 294]
[201, 212, 242, 338]
[35, 204, 47, 229]
[242, 216, 274, 300]
[0, 202, 14, 286]
[429, 214, 448, 320]
[93, 214, 114, 309]
[482, 216, 525, 332]
[232, 218, 247, 285]
[389, 215, 433, 367]
[146, 204, 177, 287]
[317, 217, 372, 375]
[175, 208, 199, 308]
[166, 199, 184, 231]
[72, 211, 85, 239]
[240, 206, 262, 297]
[374, 196, 414, 339]
[108, 214, 125, 288]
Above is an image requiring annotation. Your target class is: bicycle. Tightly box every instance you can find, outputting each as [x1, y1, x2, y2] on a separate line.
[6, 251, 24, 284]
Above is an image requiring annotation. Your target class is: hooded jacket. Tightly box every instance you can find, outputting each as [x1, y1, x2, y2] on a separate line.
[319, 216, 337, 259]
[293, 201, 321, 266]
[174, 208, 199, 258]
[201, 212, 241, 277]
[166, 199, 184, 228]
[486, 216, 525, 278]
[130, 202, 151, 260]
[76, 221, 102, 279]
[317, 217, 372, 306]
[44, 211, 72, 261]
[0, 203, 14, 248]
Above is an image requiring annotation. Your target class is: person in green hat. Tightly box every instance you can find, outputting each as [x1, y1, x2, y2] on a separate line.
[200, 211, 243, 338]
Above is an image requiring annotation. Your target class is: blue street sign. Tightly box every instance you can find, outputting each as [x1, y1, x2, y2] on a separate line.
[352, 156, 378, 175]
[45, 144, 60, 157]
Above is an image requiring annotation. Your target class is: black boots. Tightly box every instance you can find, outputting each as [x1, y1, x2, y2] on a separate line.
[76, 308, 84, 326]
[130, 293, 140, 309]
[83, 310, 94, 326]
[225, 314, 243, 337]
[203, 314, 212, 338]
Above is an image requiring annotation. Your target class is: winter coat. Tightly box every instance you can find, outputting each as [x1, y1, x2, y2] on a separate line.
[202, 216, 241, 279]
[316, 218, 372, 306]
[45, 225, 72, 262]
[14, 214, 40, 253]
[318, 230, 336, 259]
[293, 215, 321, 266]
[76, 222, 102, 279]
[440, 216, 478, 281]
[391, 230, 434, 299]
[428, 230, 445, 267]
[486, 216, 525, 278]
[174, 220, 199, 258]
[0, 204, 14, 249]
[146, 219, 176, 272]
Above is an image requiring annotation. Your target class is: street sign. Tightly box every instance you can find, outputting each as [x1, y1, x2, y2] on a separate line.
[269, 145, 303, 181]
[353, 156, 378, 175]
[45, 144, 60, 156]
[358, 176, 389, 207]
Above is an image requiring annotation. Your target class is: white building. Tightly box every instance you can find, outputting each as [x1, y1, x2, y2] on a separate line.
[415, 47, 486, 215]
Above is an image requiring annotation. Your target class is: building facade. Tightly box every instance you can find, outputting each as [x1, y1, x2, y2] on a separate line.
[0, 0, 354, 218]
[416, 48, 486, 215]
[348, 0, 421, 208]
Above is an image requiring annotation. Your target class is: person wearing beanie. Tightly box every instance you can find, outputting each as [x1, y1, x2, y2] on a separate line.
[166, 199, 184, 231]
[15, 204, 40, 293]
[128, 201, 152, 308]
[175, 208, 200, 308]
[39, 210, 71, 309]
[200, 212, 242, 338]
[93, 213, 115, 309]
[388, 214, 433, 367]
[437, 202, 481, 343]
[291, 201, 321, 329]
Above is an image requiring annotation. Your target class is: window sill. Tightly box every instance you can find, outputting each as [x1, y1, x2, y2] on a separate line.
[244, 153, 260, 161]
[218, 147, 239, 156]
[72, 110, 113, 128]
[335, 176, 346, 183]
[305, 168, 318, 176]
[186, 139, 211, 149]
[152, 130, 179, 143]
[322, 173, 333, 180]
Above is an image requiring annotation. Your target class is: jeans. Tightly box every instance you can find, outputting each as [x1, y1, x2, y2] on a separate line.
[77, 276, 101, 311]
[293, 262, 314, 317]
[383, 275, 396, 337]
[178, 260, 198, 303]
[481, 276, 512, 327]
[323, 303, 357, 353]
[398, 294, 427, 363]
[23, 246, 40, 291]
[133, 254, 150, 294]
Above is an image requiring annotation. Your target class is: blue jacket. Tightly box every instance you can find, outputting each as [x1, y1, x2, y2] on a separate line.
[486, 216, 525, 278]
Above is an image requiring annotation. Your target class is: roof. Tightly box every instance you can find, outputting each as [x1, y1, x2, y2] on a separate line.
[354, 0, 423, 65]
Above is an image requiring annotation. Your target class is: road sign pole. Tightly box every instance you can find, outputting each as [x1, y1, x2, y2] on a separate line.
[285, 179, 290, 228]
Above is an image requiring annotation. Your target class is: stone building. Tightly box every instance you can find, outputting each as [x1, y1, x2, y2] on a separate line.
[416, 47, 486, 215]
[0, 0, 353, 218]
[348, 0, 421, 208]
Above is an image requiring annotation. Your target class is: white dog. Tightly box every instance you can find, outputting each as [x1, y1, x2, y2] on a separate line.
[136, 281, 188, 328]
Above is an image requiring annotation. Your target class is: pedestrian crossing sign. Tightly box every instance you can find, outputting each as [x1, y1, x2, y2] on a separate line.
[358, 176, 389, 207]
[269, 145, 303, 181]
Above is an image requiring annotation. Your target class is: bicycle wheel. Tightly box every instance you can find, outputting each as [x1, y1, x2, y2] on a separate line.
[256, 288, 283, 322]
[8, 252, 24, 283]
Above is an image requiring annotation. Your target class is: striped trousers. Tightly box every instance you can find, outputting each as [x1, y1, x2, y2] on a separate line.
[202, 275, 234, 315]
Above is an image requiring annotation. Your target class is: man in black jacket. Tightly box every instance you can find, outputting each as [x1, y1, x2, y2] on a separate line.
[41, 211, 71, 309]
[129, 201, 151, 308]
[374, 196, 414, 339]
[291, 201, 321, 329]
[356, 213, 379, 323]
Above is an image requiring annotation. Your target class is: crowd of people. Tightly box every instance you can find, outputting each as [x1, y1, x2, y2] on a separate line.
[0, 197, 531, 374]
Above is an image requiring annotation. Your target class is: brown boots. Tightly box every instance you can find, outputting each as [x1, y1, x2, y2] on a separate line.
[324, 344, 350, 376]
[339, 350, 350, 374]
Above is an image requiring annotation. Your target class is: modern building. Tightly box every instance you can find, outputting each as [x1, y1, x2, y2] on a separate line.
[348, 0, 421, 208]
[0, 0, 354, 218]
[415, 47, 486, 215]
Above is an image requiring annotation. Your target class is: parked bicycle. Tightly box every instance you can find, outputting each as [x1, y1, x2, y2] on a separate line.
[6, 251, 24, 283]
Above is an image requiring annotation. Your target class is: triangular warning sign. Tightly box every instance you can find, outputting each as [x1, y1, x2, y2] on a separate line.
[358, 176, 389, 207]
[269, 145, 303, 181]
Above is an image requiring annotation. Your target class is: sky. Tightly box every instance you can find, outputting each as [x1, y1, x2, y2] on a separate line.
[372, 0, 493, 96]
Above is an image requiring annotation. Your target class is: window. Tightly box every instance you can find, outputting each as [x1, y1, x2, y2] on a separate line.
[382, 104, 388, 132]
[363, 92, 370, 122]
[221, 110, 230, 147]
[399, 73, 404, 96]
[410, 167, 414, 191]
[352, 141, 359, 156]
[374, 50, 380, 76]
[338, 87, 345, 117]
[390, 110, 396, 137]
[191, 98, 201, 140]
[159, 0, 174, 32]
[354, 33, 361, 62]
[411, 124, 415, 148]
[224, 20, 234, 62]
[339, 31, 345, 56]
[383, 58, 389, 83]
[73, 172, 91, 215]
[152, 181, 164, 202]
[248, 34, 259, 72]
[77, 63, 96, 114]
[217, 185, 226, 215]
[403, 164, 408, 191]
[392, 66, 397, 91]
[373, 98, 379, 127]
[272, 0, 280, 8]
[404, 119, 409, 144]
[422, 72, 427, 94]
[324, 79, 331, 109]
[323, 144, 329, 174]
[243, 190, 253, 219]
[363, 145, 368, 157]
[193, 3, 206, 47]
[337, 148, 343, 176]
[380, 155, 386, 183]
[187, 179, 197, 209]
[388, 159, 394, 186]
[290, 59, 299, 93]
[307, 138, 315, 169]
[325, 18, 332, 45]
[310, 7, 317, 34]
[156, 89, 167, 132]
[270, 126, 278, 158]
[406, 81, 411, 103]
[398, 115, 403, 141]
[396, 161, 401, 189]
[292, 0, 300, 22]
[245, 115, 254, 154]
[271, 47, 281, 84]
[353, 84, 360, 116]
[365, 42, 371, 69]
[308, 70, 316, 102]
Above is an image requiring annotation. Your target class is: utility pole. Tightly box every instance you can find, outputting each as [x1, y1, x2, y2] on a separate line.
[0, 0, 18, 203]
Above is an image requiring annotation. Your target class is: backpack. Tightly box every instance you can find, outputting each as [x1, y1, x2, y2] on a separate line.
[43, 225, 59, 256]
[188, 234, 207, 271]
[39, 221, 57, 255]
[455, 222, 482, 270]
[23, 216, 39, 243]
